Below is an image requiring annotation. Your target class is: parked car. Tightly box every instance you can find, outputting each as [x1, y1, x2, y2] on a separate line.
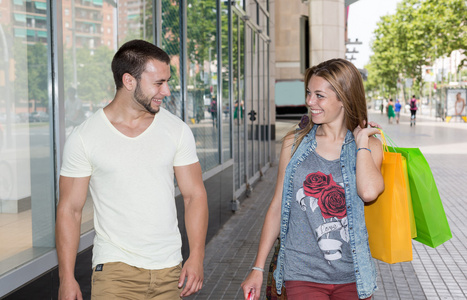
[0, 112, 21, 123]
[29, 111, 49, 123]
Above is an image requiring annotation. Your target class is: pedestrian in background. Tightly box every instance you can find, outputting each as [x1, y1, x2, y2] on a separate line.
[241, 58, 384, 300]
[387, 98, 395, 124]
[56, 40, 208, 300]
[410, 95, 418, 126]
[394, 99, 402, 124]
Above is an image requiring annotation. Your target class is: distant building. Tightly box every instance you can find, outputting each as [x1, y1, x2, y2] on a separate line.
[274, 0, 355, 118]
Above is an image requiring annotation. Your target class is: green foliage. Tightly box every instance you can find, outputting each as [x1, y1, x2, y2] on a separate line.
[161, 0, 181, 57]
[161, 0, 181, 88]
[64, 45, 115, 105]
[13, 41, 48, 108]
[366, 0, 467, 97]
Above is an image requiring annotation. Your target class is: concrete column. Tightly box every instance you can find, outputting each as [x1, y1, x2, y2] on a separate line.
[309, 0, 346, 66]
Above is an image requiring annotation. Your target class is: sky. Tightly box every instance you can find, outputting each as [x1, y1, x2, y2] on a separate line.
[346, 0, 402, 70]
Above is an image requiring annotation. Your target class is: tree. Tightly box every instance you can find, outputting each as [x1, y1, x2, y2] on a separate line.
[366, 0, 467, 97]
[14, 42, 48, 109]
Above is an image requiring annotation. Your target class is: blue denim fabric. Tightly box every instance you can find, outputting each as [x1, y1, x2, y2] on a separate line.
[273, 125, 377, 299]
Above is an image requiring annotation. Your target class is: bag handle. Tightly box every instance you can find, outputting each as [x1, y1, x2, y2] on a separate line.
[377, 128, 398, 153]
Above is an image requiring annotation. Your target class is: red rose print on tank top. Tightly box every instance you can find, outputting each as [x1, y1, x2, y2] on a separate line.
[296, 171, 349, 262]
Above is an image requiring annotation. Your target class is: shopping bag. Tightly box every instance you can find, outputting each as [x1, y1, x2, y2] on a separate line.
[391, 147, 452, 248]
[364, 144, 413, 264]
[401, 156, 417, 239]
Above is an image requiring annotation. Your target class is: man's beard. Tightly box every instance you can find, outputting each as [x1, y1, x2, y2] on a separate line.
[134, 81, 158, 115]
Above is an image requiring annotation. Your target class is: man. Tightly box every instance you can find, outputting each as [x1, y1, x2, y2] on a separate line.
[394, 99, 402, 124]
[409, 95, 418, 126]
[56, 40, 209, 299]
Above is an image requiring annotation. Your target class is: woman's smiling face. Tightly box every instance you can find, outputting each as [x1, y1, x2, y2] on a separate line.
[306, 75, 344, 125]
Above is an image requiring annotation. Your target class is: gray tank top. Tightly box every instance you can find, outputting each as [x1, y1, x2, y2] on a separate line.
[283, 150, 356, 284]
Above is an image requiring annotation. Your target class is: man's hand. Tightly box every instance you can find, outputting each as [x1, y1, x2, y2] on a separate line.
[58, 278, 83, 300]
[178, 256, 204, 297]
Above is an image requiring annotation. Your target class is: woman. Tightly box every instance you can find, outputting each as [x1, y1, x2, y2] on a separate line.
[241, 58, 384, 300]
[387, 98, 395, 124]
[409, 95, 417, 126]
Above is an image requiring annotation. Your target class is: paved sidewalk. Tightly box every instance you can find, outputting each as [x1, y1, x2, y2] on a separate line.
[187, 111, 467, 300]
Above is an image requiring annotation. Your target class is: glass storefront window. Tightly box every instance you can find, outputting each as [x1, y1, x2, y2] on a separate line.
[233, 12, 246, 190]
[222, 3, 231, 161]
[0, 5, 54, 276]
[186, 0, 219, 171]
[247, 28, 256, 176]
[161, 0, 182, 118]
[262, 40, 269, 165]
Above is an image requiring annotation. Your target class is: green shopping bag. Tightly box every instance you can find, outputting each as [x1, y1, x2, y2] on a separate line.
[390, 147, 452, 248]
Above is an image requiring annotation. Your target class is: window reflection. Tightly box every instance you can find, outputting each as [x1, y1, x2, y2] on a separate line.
[221, 5, 231, 161]
[186, 0, 219, 171]
[233, 14, 245, 190]
[0, 6, 54, 276]
[161, 0, 182, 118]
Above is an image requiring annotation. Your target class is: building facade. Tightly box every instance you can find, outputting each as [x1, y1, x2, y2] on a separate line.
[274, 0, 348, 117]
[0, 0, 275, 297]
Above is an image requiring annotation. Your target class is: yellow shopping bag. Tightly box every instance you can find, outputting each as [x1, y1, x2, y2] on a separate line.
[364, 145, 413, 264]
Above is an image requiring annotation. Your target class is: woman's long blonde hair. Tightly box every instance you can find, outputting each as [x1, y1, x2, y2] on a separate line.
[286, 58, 368, 154]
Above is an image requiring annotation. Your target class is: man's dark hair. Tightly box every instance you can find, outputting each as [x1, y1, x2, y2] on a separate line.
[111, 40, 170, 90]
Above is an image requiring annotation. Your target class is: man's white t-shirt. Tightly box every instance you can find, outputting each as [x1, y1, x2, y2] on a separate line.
[60, 107, 199, 270]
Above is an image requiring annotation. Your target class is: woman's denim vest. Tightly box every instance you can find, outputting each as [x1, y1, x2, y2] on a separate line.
[273, 125, 377, 299]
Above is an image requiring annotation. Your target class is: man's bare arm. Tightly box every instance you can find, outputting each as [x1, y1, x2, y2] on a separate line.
[56, 175, 90, 300]
[174, 162, 208, 297]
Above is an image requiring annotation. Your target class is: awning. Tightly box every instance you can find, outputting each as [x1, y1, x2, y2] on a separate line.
[14, 13, 27, 22]
[93, 0, 103, 6]
[37, 30, 47, 38]
[34, 1, 47, 10]
[33, 15, 47, 20]
[14, 28, 27, 37]
[13, 0, 23, 5]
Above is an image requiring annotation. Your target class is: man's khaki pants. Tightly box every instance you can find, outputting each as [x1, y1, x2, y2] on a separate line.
[91, 262, 182, 299]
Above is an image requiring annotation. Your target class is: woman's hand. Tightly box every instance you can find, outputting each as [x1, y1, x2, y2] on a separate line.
[354, 121, 385, 202]
[368, 121, 382, 129]
[241, 270, 264, 300]
[353, 122, 381, 148]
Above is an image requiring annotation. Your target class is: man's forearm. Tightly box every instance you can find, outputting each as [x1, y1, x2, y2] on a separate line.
[56, 208, 82, 281]
[184, 195, 208, 256]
